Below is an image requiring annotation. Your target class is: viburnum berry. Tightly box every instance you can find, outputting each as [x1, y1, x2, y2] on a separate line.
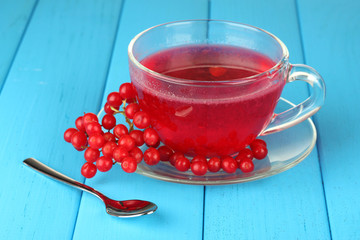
[113, 124, 128, 139]
[113, 146, 129, 163]
[118, 134, 136, 151]
[129, 147, 143, 163]
[191, 161, 208, 176]
[221, 157, 238, 174]
[88, 134, 106, 149]
[239, 160, 254, 173]
[119, 83, 136, 101]
[71, 131, 88, 151]
[129, 130, 144, 146]
[102, 141, 117, 158]
[133, 111, 151, 129]
[143, 128, 160, 147]
[158, 145, 173, 162]
[208, 157, 221, 172]
[96, 156, 113, 172]
[169, 152, 185, 166]
[64, 128, 78, 143]
[107, 92, 122, 108]
[104, 103, 119, 114]
[148, 140, 160, 148]
[252, 145, 268, 160]
[103, 132, 116, 142]
[102, 114, 116, 130]
[75, 116, 86, 132]
[85, 122, 103, 136]
[104, 102, 119, 115]
[250, 139, 267, 149]
[235, 148, 253, 163]
[121, 156, 137, 173]
[83, 113, 98, 127]
[143, 147, 160, 165]
[175, 157, 190, 172]
[125, 103, 141, 119]
[84, 148, 100, 162]
[191, 155, 207, 164]
[209, 66, 227, 77]
[81, 162, 97, 178]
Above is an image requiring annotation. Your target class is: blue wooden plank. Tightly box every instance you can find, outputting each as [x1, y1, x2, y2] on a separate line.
[0, 0, 122, 239]
[72, 0, 208, 239]
[203, 0, 330, 239]
[0, 0, 37, 92]
[297, 0, 360, 239]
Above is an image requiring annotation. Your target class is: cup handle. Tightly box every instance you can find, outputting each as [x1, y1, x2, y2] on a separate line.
[261, 64, 326, 135]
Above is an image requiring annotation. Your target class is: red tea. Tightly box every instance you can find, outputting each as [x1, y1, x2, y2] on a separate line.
[131, 45, 285, 156]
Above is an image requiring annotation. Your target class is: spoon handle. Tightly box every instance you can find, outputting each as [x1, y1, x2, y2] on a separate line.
[23, 158, 102, 199]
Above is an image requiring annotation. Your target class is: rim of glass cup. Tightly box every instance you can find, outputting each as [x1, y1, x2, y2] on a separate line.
[128, 19, 290, 85]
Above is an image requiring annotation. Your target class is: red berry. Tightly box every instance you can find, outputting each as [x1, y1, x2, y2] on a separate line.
[103, 132, 116, 142]
[96, 156, 113, 172]
[221, 157, 237, 174]
[104, 102, 119, 114]
[85, 122, 103, 136]
[147, 140, 160, 148]
[129, 130, 144, 146]
[143, 128, 160, 147]
[107, 92, 122, 108]
[81, 162, 97, 178]
[102, 141, 117, 158]
[129, 147, 143, 163]
[113, 124, 128, 138]
[208, 157, 221, 172]
[83, 113, 98, 127]
[75, 116, 86, 132]
[252, 145, 268, 160]
[169, 152, 185, 166]
[113, 146, 129, 163]
[88, 134, 106, 149]
[235, 148, 254, 163]
[71, 131, 88, 151]
[102, 114, 116, 130]
[191, 155, 207, 164]
[125, 103, 141, 119]
[84, 148, 100, 162]
[175, 157, 190, 172]
[239, 160, 254, 173]
[144, 147, 160, 165]
[133, 111, 151, 129]
[250, 139, 267, 149]
[191, 161, 208, 176]
[158, 146, 174, 162]
[118, 134, 136, 151]
[209, 66, 227, 77]
[121, 157, 137, 173]
[64, 128, 78, 143]
[119, 83, 136, 101]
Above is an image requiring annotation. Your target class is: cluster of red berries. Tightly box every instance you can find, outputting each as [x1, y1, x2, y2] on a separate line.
[167, 139, 267, 176]
[64, 82, 268, 178]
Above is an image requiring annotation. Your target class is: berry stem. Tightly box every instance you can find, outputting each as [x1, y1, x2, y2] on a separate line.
[121, 99, 135, 132]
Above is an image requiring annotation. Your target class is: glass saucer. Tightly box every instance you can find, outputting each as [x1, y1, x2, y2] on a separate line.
[134, 98, 317, 185]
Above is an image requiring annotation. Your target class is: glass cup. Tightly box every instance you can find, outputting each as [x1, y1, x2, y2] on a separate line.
[128, 20, 325, 157]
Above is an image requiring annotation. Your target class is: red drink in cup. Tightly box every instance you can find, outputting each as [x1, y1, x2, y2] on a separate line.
[128, 20, 325, 157]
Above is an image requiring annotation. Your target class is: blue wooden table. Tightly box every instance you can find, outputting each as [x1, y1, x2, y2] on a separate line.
[1, 0, 359, 239]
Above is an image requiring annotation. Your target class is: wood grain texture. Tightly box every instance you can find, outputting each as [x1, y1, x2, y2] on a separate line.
[0, 0, 122, 238]
[297, 0, 360, 238]
[0, 0, 37, 92]
[72, 0, 208, 239]
[203, 0, 331, 239]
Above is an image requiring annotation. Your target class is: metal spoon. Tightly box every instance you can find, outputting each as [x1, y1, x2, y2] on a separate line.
[23, 158, 157, 218]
